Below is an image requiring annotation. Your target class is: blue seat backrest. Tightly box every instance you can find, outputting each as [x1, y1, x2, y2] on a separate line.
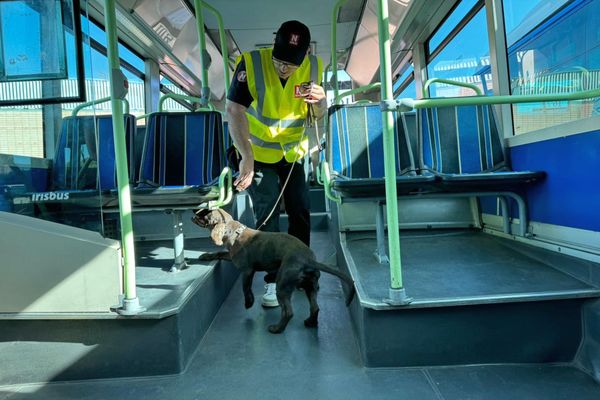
[418, 105, 505, 174]
[140, 111, 225, 186]
[328, 104, 417, 178]
[53, 114, 136, 191]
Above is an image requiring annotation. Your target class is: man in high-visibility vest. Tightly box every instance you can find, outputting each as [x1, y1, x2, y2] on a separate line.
[226, 20, 326, 308]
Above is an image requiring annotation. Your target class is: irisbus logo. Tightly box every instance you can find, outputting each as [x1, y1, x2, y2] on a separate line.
[31, 192, 70, 202]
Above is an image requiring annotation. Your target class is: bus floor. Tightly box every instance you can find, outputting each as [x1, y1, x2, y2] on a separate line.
[1, 231, 600, 399]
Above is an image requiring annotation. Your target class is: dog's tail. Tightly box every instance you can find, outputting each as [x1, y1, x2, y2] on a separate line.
[309, 260, 356, 306]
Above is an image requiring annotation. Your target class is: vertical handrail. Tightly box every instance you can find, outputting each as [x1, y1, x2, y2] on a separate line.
[199, 1, 230, 89]
[331, 0, 349, 101]
[192, 0, 210, 106]
[376, 0, 410, 305]
[104, 0, 144, 315]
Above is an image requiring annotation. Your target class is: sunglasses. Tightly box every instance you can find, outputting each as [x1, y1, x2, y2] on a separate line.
[272, 57, 300, 71]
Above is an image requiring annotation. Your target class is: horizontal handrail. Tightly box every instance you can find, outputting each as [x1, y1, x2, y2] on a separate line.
[335, 83, 381, 105]
[158, 93, 215, 112]
[72, 96, 130, 116]
[397, 87, 600, 110]
[423, 78, 483, 97]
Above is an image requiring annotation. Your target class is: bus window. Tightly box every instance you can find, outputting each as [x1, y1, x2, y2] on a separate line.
[426, 2, 492, 98]
[504, 0, 600, 135]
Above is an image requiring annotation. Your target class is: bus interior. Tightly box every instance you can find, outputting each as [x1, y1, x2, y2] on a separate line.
[0, 0, 600, 398]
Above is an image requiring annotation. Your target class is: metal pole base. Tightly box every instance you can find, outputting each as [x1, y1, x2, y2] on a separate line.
[383, 287, 412, 306]
[169, 261, 188, 273]
[114, 297, 146, 316]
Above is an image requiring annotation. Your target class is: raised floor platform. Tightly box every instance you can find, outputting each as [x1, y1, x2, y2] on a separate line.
[0, 237, 239, 385]
[338, 229, 600, 367]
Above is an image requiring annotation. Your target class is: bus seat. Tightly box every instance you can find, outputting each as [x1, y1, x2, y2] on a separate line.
[139, 111, 225, 188]
[327, 104, 436, 198]
[417, 105, 546, 191]
[53, 114, 136, 191]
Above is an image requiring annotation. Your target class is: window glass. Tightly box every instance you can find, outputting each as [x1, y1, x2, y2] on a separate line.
[505, 0, 600, 135]
[503, 0, 569, 47]
[160, 75, 191, 111]
[394, 64, 416, 99]
[88, 17, 145, 72]
[428, 0, 479, 54]
[326, 70, 353, 105]
[426, 7, 492, 97]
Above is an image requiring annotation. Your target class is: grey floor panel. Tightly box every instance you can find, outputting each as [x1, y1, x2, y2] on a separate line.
[135, 238, 222, 316]
[345, 230, 600, 306]
[428, 364, 600, 400]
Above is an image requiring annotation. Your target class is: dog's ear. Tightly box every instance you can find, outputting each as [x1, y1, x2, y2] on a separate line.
[192, 208, 210, 226]
[210, 223, 227, 246]
[216, 209, 233, 223]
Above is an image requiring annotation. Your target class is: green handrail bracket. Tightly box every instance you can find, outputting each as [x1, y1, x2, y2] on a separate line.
[208, 167, 234, 209]
[316, 161, 324, 186]
[423, 78, 483, 97]
[321, 161, 341, 204]
[72, 96, 130, 116]
[334, 82, 381, 105]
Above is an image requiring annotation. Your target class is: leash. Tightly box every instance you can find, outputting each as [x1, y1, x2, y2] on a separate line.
[257, 86, 320, 230]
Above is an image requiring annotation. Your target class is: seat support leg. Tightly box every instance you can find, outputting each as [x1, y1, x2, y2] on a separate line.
[170, 210, 187, 272]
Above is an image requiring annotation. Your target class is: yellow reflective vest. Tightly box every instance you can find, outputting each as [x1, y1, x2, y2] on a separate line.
[242, 48, 323, 163]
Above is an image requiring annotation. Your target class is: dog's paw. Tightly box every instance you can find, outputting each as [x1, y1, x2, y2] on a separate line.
[198, 252, 217, 261]
[244, 294, 254, 309]
[268, 324, 285, 334]
[304, 316, 318, 328]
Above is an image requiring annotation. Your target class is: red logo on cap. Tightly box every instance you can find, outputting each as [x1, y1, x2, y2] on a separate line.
[289, 33, 299, 46]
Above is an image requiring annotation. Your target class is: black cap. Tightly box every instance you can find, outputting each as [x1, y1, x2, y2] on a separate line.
[272, 20, 311, 66]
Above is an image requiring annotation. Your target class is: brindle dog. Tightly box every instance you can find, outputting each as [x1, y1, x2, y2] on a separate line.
[192, 208, 355, 334]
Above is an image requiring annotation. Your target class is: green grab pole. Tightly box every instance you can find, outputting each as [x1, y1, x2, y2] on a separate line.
[104, 0, 143, 314]
[331, 0, 349, 101]
[398, 86, 600, 110]
[423, 78, 483, 97]
[199, 1, 230, 88]
[193, 0, 210, 106]
[334, 82, 381, 105]
[377, 0, 407, 301]
[72, 96, 129, 116]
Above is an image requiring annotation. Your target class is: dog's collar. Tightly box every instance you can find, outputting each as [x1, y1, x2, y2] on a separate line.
[231, 224, 247, 241]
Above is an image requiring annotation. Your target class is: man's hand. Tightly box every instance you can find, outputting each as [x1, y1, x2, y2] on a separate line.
[302, 83, 326, 104]
[234, 157, 254, 191]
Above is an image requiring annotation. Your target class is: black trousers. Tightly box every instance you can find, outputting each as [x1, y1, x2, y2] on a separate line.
[248, 158, 310, 284]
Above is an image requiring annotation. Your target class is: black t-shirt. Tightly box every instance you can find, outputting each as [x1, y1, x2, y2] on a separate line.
[227, 58, 287, 107]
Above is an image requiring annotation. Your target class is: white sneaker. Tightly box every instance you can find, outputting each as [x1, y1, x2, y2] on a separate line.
[261, 283, 279, 307]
